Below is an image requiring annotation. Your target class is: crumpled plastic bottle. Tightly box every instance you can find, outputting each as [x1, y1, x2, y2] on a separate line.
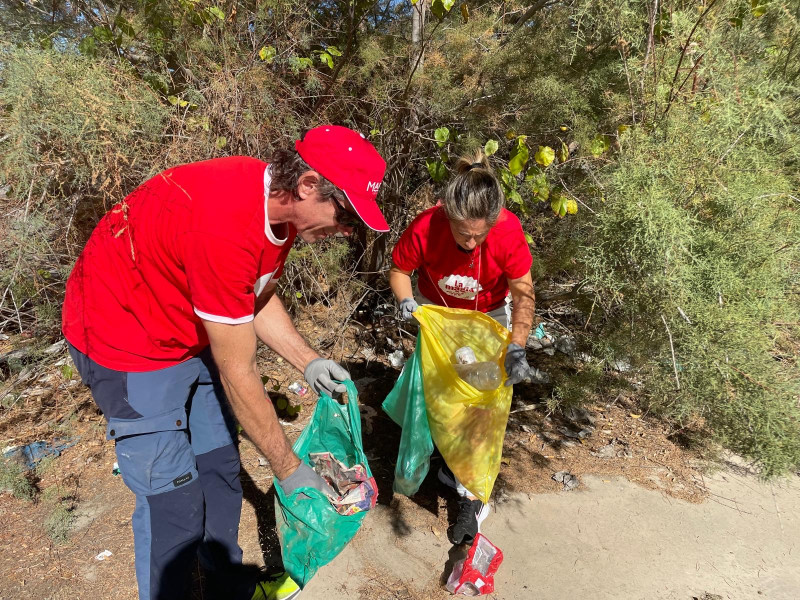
[453, 362, 502, 391]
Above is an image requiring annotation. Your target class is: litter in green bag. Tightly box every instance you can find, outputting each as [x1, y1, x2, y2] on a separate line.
[274, 380, 377, 588]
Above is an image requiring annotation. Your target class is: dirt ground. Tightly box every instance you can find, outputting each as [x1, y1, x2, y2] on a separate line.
[1, 324, 798, 599]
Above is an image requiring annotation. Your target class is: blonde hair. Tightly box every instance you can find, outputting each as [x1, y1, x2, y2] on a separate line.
[442, 151, 504, 224]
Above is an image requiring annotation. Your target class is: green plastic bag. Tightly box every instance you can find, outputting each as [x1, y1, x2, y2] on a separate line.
[274, 380, 375, 587]
[382, 342, 434, 496]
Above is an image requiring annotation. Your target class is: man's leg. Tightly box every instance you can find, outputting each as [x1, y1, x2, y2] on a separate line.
[68, 343, 205, 600]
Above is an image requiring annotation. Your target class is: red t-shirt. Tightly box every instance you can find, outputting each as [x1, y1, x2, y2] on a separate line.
[62, 156, 297, 371]
[392, 205, 532, 312]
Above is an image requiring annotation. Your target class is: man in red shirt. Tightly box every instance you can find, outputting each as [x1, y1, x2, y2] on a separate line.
[63, 125, 388, 600]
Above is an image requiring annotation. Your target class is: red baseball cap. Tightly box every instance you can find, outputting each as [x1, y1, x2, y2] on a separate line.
[295, 125, 389, 232]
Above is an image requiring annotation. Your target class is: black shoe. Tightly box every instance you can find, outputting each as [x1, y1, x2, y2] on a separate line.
[449, 496, 490, 545]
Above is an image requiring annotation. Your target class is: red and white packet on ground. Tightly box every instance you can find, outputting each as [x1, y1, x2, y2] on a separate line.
[445, 533, 504, 596]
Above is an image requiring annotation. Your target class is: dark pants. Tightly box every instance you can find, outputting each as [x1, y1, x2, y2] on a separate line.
[68, 344, 251, 600]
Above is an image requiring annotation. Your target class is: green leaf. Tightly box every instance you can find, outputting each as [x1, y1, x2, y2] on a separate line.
[557, 141, 569, 163]
[411, 0, 419, 4]
[550, 191, 568, 217]
[508, 142, 529, 176]
[261, 375, 270, 385]
[484, 139, 499, 156]
[528, 171, 550, 201]
[461, 3, 469, 21]
[60, 364, 73, 380]
[259, 46, 276, 63]
[589, 134, 611, 157]
[276, 397, 288, 410]
[431, 0, 446, 19]
[534, 145, 555, 167]
[426, 159, 447, 182]
[167, 95, 180, 106]
[507, 189, 523, 206]
[216, 136, 227, 149]
[751, 0, 767, 17]
[78, 35, 97, 56]
[434, 127, 450, 147]
[207, 6, 225, 19]
[370, 128, 381, 136]
[93, 26, 114, 43]
[319, 52, 333, 69]
[441, 0, 455, 10]
[115, 16, 136, 38]
[524, 233, 534, 245]
[327, 46, 342, 56]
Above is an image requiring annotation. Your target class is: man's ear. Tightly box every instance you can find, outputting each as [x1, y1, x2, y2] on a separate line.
[296, 170, 321, 200]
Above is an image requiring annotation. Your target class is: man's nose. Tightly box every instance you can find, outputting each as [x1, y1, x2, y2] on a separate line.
[464, 238, 477, 250]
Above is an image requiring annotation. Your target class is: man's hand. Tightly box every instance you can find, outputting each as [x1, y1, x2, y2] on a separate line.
[504, 342, 531, 387]
[304, 358, 350, 396]
[398, 297, 419, 321]
[278, 462, 336, 499]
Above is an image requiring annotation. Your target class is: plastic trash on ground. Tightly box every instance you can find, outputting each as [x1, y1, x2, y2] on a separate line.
[446, 534, 504, 595]
[309, 451, 377, 516]
[95, 550, 113, 561]
[3, 437, 78, 471]
[388, 349, 406, 368]
[288, 381, 308, 396]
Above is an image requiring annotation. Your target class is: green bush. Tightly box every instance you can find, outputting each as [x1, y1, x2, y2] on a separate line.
[0, 46, 168, 333]
[578, 103, 800, 476]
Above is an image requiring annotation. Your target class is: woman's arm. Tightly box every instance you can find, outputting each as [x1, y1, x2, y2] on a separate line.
[389, 264, 414, 302]
[508, 271, 535, 346]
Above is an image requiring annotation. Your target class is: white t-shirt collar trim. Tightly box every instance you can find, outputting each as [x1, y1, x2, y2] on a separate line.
[264, 165, 288, 246]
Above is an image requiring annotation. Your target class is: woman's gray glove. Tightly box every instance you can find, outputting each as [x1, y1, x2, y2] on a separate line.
[304, 358, 350, 396]
[504, 343, 531, 386]
[398, 297, 419, 321]
[278, 462, 336, 499]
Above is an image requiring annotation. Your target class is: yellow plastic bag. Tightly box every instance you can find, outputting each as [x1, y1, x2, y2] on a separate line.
[414, 305, 513, 503]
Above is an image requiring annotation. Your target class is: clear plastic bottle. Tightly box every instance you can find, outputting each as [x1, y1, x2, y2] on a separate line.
[453, 361, 502, 391]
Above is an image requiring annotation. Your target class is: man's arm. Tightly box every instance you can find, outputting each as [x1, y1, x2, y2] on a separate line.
[508, 271, 535, 345]
[253, 283, 350, 396]
[253, 282, 319, 372]
[203, 319, 300, 479]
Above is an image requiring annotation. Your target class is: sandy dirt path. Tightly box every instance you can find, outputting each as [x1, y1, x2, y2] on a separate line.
[300, 468, 800, 600]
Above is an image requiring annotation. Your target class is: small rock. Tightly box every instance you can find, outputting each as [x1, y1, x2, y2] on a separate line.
[564, 407, 597, 426]
[552, 471, 579, 491]
[554, 335, 577, 356]
[44, 340, 66, 354]
[258, 456, 269, 467]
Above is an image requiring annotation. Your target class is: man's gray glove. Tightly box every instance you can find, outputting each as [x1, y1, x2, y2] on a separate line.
[278, 462, 336, 500]
[398, 297, 419, 321]
[504, 343, 531, 387]
[304, 358, 350, 396]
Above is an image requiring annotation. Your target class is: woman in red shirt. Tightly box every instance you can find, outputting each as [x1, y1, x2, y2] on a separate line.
[389, 151, 536, 545]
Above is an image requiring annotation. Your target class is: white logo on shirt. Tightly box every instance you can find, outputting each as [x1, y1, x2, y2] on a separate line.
[438, 274, 482, 300]
[366, 181, 382, 193]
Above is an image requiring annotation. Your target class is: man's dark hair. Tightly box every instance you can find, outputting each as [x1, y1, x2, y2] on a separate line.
[267, 148, 343, 201]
